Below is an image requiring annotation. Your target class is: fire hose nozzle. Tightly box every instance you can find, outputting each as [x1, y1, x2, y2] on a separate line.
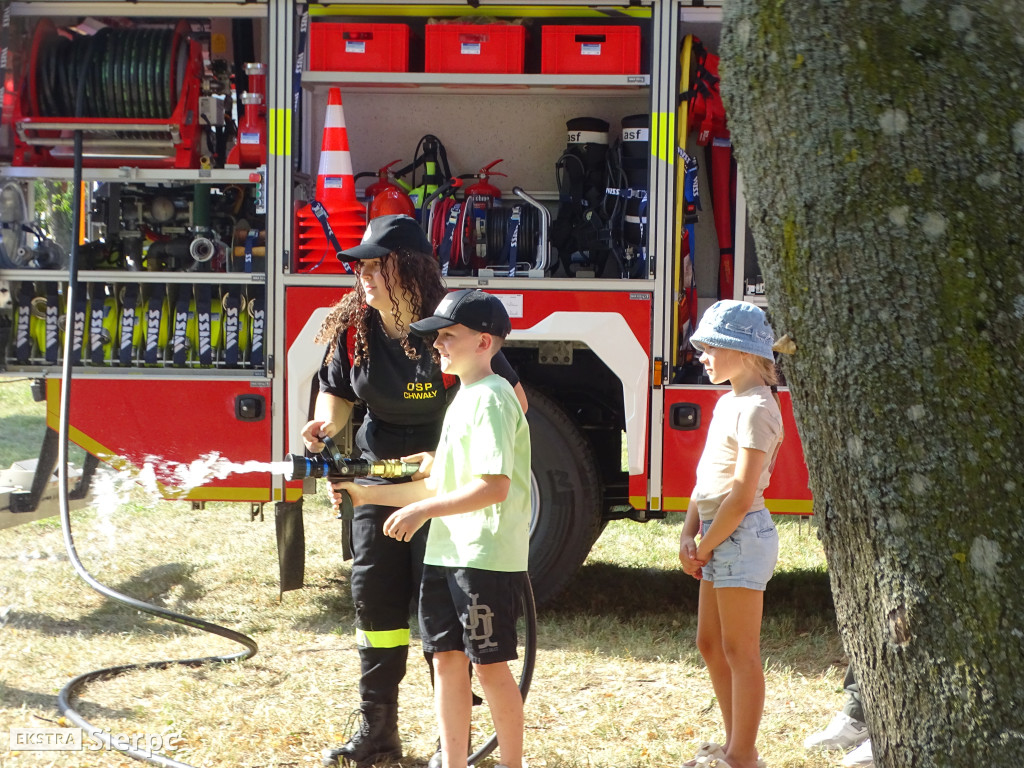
[282, 435, 419, 481]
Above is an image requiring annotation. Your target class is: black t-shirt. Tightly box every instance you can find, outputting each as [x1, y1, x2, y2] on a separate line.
[318, 313, 519, 460]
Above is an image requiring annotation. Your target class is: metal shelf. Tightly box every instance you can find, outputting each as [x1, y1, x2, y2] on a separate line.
[0, 269, 268, 285]
[445, 276, 656, 291]
[302, 71, 650, 95]
[0, 166, 260, 183]
[9, 1, 267, 18]
[280, 272, 655, 289]
[302, 1, 651, 10]
[0, 366, 270, 381]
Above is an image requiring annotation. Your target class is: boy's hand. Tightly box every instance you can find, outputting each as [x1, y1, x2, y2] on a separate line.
[383, 503, 430, 542]
[402, 451, 435, 481]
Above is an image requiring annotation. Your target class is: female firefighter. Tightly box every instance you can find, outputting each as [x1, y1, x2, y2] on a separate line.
[300, 215, 526, 768]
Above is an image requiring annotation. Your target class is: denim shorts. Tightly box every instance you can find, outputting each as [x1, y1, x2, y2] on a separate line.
[701, 508, 779, 591]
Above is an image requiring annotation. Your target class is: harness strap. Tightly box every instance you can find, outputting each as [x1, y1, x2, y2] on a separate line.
[194, 284, 214, 367]
[503, 205, 522, 277]
[143, 283, 166, 366]
[15, 282, 32, 363]
[244, 228, 259, 273]
[118, 283, 139, 366]
[222, 286, 242, 368]
[249, 290, 265, 368]
[309, 199, 354, 274]
[70, 280, 88, 364]
[438, 201, 462, 274]
[88, 284, 107, 365]
[172, 285, 192, 367]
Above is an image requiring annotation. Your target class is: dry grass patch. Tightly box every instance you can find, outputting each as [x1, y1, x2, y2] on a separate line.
[2, 476, 848, 768]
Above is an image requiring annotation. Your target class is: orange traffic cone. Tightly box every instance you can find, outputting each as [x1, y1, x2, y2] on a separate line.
[315, 88, 365, 216]
[295, 87, 366, 272]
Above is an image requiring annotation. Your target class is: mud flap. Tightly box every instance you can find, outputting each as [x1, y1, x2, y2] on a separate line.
[275, 499, 305, 595]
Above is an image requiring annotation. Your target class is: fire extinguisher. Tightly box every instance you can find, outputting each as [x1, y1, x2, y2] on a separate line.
[364, 159, 416, 222]
[462, 159, 506, 270]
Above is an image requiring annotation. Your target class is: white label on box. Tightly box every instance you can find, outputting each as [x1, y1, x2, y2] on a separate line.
[580, 43, 603, 56]
[240, 131, 260, 144]
[495, 293, 524, 319]
[345, 41, 367, 54]
[460, 42, 482, 55]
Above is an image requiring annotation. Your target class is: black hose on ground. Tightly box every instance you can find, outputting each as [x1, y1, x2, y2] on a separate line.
[54, 30, 257, 768]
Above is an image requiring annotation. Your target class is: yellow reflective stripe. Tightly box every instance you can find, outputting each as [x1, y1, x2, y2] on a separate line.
[356, 628, 411, 649]
[270, 109, 291, 157]
[653, 110, 674, 164]
[664, 497, 815, 515]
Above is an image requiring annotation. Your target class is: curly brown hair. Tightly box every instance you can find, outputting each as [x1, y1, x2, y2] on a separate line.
[315, 246, 447, 367]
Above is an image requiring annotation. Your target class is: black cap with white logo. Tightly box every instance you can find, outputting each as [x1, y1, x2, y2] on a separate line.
[336, 214, 431, 261]
[410, 289, 512, 338]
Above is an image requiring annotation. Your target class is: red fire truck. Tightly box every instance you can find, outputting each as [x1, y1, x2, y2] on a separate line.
[0, 0, 810, 606]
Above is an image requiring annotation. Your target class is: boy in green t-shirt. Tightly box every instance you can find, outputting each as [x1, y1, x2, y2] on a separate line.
[333, 289, 530, 768]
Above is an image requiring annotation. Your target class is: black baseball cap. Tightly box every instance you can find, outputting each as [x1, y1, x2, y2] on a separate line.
[336, 214, 431, 261]
[410, 289, 512, 338]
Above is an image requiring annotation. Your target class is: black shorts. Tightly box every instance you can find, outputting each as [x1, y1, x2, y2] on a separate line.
[419, 565, 527, 665]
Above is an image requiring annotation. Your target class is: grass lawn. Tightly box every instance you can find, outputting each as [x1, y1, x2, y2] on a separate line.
[0, 377, 849, 768]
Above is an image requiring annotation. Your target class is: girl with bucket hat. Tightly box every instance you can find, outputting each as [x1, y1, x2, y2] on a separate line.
[677, 300, 783, 768]
[301, 215, 526, 768]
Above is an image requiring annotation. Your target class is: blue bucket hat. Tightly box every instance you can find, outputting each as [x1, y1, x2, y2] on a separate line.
[690, 300, 775, 361]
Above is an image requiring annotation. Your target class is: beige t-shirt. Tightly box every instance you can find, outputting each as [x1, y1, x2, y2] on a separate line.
[691, 385, 783, 522]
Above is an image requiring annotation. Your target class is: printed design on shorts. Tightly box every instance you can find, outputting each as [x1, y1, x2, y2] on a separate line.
[466, 591, 498, 650]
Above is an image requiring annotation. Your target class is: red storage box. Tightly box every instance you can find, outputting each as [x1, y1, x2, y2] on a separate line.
[541, 25, 641, 75]
[425, 24, 524, 74]
[308, 23, 409, 72]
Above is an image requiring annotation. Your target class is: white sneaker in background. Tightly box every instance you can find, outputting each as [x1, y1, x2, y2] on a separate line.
[842, 738, 875, 767]
[803, 711, 869, 751]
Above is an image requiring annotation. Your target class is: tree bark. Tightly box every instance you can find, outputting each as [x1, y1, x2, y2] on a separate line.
[719, 2, 1024, 766]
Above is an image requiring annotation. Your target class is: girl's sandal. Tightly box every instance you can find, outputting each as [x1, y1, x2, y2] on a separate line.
[681, 742, 725, 767]
[682, 744, 767, 768]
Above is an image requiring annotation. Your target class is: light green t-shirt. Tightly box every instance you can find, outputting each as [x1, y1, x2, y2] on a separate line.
[424, 373, 531, 572]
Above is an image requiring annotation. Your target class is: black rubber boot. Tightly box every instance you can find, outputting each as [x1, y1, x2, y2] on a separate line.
[321, 701, 401, 767]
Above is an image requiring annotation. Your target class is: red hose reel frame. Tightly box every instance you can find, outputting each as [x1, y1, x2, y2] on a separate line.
[13, 20, 203, 169]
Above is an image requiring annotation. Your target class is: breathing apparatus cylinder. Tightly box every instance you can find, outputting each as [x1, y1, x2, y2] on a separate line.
[619, 114, 650, 275]
[402, 134, 452, 222]
[550, 117, 611, 276]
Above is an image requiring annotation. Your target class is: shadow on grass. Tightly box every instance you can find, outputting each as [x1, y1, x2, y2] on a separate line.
[543, 561, 833, 623]
[0, 682, 138, 722]
[290, 575, 357, 633]
[535, 561, 839, 669]
[9, 563, 207, 638]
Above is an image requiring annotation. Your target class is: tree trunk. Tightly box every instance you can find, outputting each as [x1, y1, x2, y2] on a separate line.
[719, 2, 1024, 766]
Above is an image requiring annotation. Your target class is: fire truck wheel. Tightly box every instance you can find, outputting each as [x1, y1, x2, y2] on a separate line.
[524, 387, 603, 607]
